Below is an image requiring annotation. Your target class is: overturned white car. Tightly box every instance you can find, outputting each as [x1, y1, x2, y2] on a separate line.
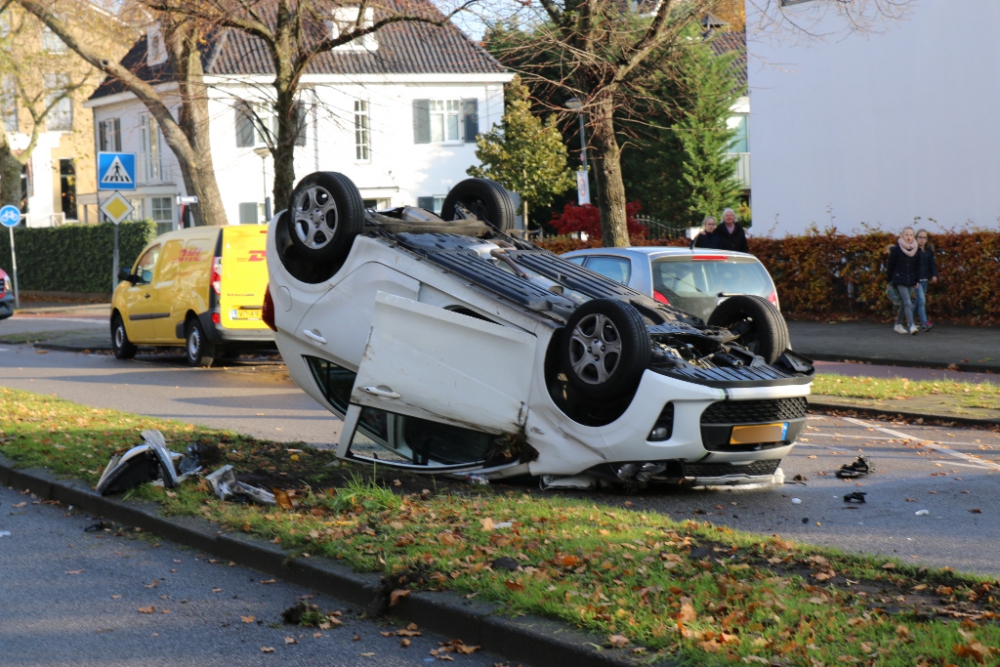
[264, 172, 813, 488]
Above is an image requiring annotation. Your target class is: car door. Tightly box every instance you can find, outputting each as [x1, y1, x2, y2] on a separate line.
[121, 244, 161, 342]
[338, 291, 537, 472]
[150, 239, 184, 340]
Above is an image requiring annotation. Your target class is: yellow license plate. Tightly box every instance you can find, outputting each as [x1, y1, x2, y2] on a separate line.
[232, 309, 262, 320]
[730, 422, 788, 445]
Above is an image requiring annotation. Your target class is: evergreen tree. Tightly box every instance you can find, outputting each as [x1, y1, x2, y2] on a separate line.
[468, 76, 575, 230]
[675, 40, 744, 224]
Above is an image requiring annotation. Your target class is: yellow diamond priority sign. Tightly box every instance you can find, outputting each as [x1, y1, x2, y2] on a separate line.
[100, 191, 134, 225]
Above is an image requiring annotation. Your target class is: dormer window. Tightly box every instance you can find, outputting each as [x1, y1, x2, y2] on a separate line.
[328, 7, 378, 51]
[147, 23, 168, 66]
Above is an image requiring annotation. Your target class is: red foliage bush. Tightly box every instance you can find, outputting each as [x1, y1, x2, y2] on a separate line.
[538, 229, 1000, 325]
[550, 202, 647, 240]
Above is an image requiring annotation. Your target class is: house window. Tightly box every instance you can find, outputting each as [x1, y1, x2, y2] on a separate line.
[417, 196, 445, 215]
[235, 100, 306, 148]
[60, 159, 77, 220]
[328, 7, 377, 51]
[141, 115, 162, 181]
[99, 118, 121, 152]
[41, 27, 66, 52]
[128, 197, 144, 221]
[413, 99, 478, 144]
[354, 100, 370, 161]
[43, 73, 72, 131]
[150, 196, 173, 235]
[1, 76, 16, 132]
[727, 114, 748, 153]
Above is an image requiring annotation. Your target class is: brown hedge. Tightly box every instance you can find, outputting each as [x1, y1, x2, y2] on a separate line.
[538, 230, 1000, 325]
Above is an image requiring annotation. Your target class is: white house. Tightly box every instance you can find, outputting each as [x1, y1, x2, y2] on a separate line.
[84, 6, 512, 235]
[747, 0, 1000, 237]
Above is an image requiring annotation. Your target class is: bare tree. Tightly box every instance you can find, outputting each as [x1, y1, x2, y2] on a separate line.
[142, 0, 477, 212]
[16, 0, 231, 226]
[0, 2, 94, 208]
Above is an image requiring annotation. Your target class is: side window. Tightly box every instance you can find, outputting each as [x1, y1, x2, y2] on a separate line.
[305, 356, 356, 416]
[566, 256, 585, 265]
[134, 245, 161, 284]
[584, 256, 631, 285]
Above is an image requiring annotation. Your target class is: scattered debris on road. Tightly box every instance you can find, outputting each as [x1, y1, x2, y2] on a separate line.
[836, 455, 872, 479]
[843, 491, 867, 504]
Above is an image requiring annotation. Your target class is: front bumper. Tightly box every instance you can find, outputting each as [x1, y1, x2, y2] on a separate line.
[0, 294, 13, 320]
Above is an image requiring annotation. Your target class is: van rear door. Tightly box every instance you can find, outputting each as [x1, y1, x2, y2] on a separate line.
[218, 226, 269, 330]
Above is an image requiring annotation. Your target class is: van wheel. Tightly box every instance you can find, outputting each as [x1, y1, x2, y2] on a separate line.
[111, 314, 137, 360]
[561, 299, 651, 401]
[185, 319, 215, 367]
[707, 295, 788, 364]
[285, 172, 365, 265]
[440, 179, 517, 233]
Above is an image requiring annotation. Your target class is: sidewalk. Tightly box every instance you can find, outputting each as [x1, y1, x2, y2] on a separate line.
[788, 320, 1000, 373]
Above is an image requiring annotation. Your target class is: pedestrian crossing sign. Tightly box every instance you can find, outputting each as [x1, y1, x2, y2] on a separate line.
[98, 152, 136, 191]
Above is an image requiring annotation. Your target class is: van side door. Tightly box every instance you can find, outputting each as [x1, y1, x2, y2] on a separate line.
[150, 239, 184, 340]
[122, 244, 161, 342]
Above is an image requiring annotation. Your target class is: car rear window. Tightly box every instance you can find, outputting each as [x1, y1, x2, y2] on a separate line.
[651, 256, 773, 298]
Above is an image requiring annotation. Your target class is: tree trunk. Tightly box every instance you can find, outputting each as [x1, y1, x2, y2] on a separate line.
[0, 132, 22, 209]
[589, 96, 630, 248]
[271, 84, 297, 214]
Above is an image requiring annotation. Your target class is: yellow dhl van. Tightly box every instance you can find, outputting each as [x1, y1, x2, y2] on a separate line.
[111, 225, 274, 366]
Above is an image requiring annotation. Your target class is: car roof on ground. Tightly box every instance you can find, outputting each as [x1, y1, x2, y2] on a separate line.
[562, 247, 757, 260]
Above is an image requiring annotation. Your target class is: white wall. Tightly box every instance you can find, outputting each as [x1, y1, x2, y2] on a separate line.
[747, 0, 1000, 237]
[89, 77, 508, 228]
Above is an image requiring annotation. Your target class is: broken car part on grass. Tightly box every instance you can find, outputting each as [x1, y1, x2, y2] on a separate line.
[265, 172, 814, 490]
[206, 464, 277, 505]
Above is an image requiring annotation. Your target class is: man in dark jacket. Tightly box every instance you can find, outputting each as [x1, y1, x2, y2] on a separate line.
[713, 208, 749, 253]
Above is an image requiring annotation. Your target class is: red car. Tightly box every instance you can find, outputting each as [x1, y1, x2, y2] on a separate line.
[0, 268, 12, 320]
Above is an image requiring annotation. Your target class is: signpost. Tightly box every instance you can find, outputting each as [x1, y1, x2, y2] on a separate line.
[576, 171, 590, 206]
[98, 152, 137, 291]
[0, 204, 21, 309]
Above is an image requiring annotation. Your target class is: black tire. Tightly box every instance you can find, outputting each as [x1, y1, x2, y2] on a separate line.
[111, 313, 137, 360]
[185, 319, 215, 368]
[560, 299, 651, 401]
[285, 172, 365, 265]
[440, 178, 517, 233]
[707, 295, 788, 364]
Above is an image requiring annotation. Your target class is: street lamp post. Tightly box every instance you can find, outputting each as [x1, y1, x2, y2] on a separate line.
[565, 98, 590, 205]
[253, 146, 272, 222]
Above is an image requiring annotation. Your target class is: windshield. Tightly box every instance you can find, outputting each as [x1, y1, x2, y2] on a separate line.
[652, 257, 773, 298]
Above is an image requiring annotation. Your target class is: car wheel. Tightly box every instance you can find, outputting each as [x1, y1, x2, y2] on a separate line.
[707, 295, 788, 364]
[285, 172, 365, 266]
[440, 178, 517, 233]
[561, 299, 651, 401]
[111, 314, 137, 360]
[185, 319, 215, 367]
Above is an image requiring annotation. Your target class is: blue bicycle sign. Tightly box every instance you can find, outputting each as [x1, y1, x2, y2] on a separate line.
[0, 204, 21, 228]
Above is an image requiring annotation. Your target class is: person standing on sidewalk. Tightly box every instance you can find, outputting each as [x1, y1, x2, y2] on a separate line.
[713, 208, 749, 253]
[886, 227, 920, 335]
[691, 216, 721, 249]
[915, 229, 938, 332]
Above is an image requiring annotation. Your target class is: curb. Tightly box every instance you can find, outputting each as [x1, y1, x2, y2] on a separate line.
[34, 343, 112, 353]
[806, 353, 1000, 375]
[0, 457, 645, 667]
[808, 400, 1000, 428]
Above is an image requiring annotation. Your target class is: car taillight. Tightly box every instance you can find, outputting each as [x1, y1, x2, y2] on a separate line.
[767, 290, 780, 310]
[692, 255, 727, 261]
[211, 312, 221, 324]
[262, 285, 276, 332]
[211, 257, 222, 295]
[653, 290, 670, 305]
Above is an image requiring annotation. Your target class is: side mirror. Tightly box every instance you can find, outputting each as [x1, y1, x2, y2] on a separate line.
[118, 268, 135, 283]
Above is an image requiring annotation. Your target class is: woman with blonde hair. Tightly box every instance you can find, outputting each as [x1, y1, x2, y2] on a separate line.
[885, 226, 921, 334]
[691, 216, 720, 249]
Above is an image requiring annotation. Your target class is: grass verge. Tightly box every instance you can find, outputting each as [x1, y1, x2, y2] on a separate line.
[813, 374, 1000, 410]
[2, 385, 999, 666]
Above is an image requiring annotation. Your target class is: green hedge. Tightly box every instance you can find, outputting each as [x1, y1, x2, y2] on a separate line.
[0, 221, 158, 294]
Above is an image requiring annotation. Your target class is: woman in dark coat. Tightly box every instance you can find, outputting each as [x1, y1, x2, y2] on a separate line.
[914, 229, 938, 331]
[691, 216, 720, 249]
[886, 226, 920, 335]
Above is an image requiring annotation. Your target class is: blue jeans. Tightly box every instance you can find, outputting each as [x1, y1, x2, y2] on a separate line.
[894, 284, 915, 328]
[915, 279, 929, 327]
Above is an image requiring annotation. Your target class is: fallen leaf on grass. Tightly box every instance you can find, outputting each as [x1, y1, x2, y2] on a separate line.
[677, 603, 697, 623]
[954, 642, 994, 664]
[389, 589, 410, 607]
[480, 517, 495, 531]
[242, 616, 255, 623]
[138, 606, 155, 614]
[272, 488, 293, 510]
[608, 634, 629, 647]
[882, 562, 897, 570]
[504, 579, 524, 592]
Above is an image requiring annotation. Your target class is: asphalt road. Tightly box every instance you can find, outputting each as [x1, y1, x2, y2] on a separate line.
[0, 485, 508, 667]
[3, 345, 1000, 576]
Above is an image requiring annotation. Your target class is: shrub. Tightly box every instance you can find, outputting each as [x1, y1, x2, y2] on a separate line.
[550, 202, 647, 240]
[0, 221, 158, 294]
[538, 228, 1000, 325]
